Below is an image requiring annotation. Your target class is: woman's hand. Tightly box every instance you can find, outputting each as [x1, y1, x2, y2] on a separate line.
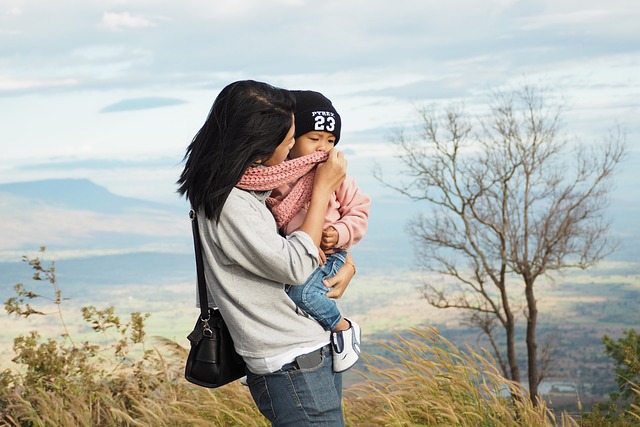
[317, 247, 327, 265]
[325, 253, 356, 299]
[314, 149, 346, 196]
[299, 149, 346, 247]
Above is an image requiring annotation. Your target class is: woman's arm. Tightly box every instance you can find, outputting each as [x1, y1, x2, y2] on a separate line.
[324, 252, 356, 299]
[296, 149, 346, 246]
[209, 190, 319, 285]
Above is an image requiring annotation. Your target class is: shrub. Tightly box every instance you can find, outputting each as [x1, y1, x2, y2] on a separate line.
[0, 248, 266, 426]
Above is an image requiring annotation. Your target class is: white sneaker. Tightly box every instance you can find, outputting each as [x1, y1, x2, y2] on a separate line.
[239, 375, 248, 386]
[331, 318, 361, 373]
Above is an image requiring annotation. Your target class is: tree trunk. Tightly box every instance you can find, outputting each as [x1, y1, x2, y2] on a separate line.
[506, 314, 520, 383]
[503, 298, 520, 383]
[525, 277, 539, 405]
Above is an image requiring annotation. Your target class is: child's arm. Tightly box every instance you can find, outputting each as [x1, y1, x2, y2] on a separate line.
[327, 177, 371, 250]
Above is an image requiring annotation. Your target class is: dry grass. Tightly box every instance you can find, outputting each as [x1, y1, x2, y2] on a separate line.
[344, 325, 578, 427]
[5, 250, 639, 425]
[0, 326, 594, 427]
[0, 337, 268, 427]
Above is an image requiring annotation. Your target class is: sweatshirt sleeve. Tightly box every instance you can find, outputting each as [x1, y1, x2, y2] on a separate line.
[332, 176, 371, 250]
[204, 190, 319, 286]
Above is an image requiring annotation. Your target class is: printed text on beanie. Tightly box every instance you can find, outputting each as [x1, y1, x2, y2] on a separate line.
[291, 90, 341, 144]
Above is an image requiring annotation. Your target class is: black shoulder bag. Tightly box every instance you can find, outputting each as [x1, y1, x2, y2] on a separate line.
[184, 209, 246, 388]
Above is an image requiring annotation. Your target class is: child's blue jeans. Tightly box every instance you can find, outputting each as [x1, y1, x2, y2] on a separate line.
[286, 251, 346, 331]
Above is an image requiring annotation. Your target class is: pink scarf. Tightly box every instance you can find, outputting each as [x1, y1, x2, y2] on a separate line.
[236, 151, 329, 229]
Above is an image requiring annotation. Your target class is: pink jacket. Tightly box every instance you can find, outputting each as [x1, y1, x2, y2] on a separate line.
[271, 176, 371, 250]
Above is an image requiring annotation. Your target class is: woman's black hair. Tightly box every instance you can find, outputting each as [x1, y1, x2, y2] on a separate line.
[177, 80, 295, 221]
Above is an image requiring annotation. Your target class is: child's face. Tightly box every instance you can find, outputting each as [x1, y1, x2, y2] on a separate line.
[289, 131, 336, 159]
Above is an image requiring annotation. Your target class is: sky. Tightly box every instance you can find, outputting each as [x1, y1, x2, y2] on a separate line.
[3, 0, 640, 378]
[1, 0, 639, 205]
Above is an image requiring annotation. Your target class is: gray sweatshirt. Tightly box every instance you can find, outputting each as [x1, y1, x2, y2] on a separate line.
[198, 187, 330, 361]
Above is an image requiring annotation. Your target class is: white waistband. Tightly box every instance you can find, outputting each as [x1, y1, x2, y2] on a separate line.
[244, 341, 330, 375]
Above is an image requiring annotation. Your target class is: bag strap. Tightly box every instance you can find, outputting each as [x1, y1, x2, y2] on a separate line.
[190, 208, 210, 320]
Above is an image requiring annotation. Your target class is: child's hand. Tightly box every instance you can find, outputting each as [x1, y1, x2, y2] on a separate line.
[320, 226, 339, 251]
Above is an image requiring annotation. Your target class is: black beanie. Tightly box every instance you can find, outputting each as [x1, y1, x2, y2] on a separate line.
[291, 90, 341, 144]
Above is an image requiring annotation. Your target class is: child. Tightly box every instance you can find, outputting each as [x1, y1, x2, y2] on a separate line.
[270, 90, 371, 372]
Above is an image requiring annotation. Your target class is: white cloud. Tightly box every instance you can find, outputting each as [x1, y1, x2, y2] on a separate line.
[515, 1, 640, 35]
[0, 0, 638, 203]
[71, 45, 126, 60]
[0, 75, 77, 91]
[518, 9, 617, 30]
[2, 7, 22, 18]
[100, 11, 157, 31]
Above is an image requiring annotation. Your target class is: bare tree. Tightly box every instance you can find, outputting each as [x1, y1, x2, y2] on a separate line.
[375, 85, 626, 404]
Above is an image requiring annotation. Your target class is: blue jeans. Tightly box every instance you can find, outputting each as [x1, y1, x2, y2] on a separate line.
[287, 251, 346, 331]
[246, 345, 344, 426]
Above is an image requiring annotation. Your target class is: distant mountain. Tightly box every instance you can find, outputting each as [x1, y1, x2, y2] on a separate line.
[0, 178, 191, 256]
[0, 178, 183, 214]
[1, 174, 635, 270]
[0, 178, 413, 272]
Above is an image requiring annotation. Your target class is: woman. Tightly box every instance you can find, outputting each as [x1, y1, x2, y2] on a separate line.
[177, 80, 355, 426]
